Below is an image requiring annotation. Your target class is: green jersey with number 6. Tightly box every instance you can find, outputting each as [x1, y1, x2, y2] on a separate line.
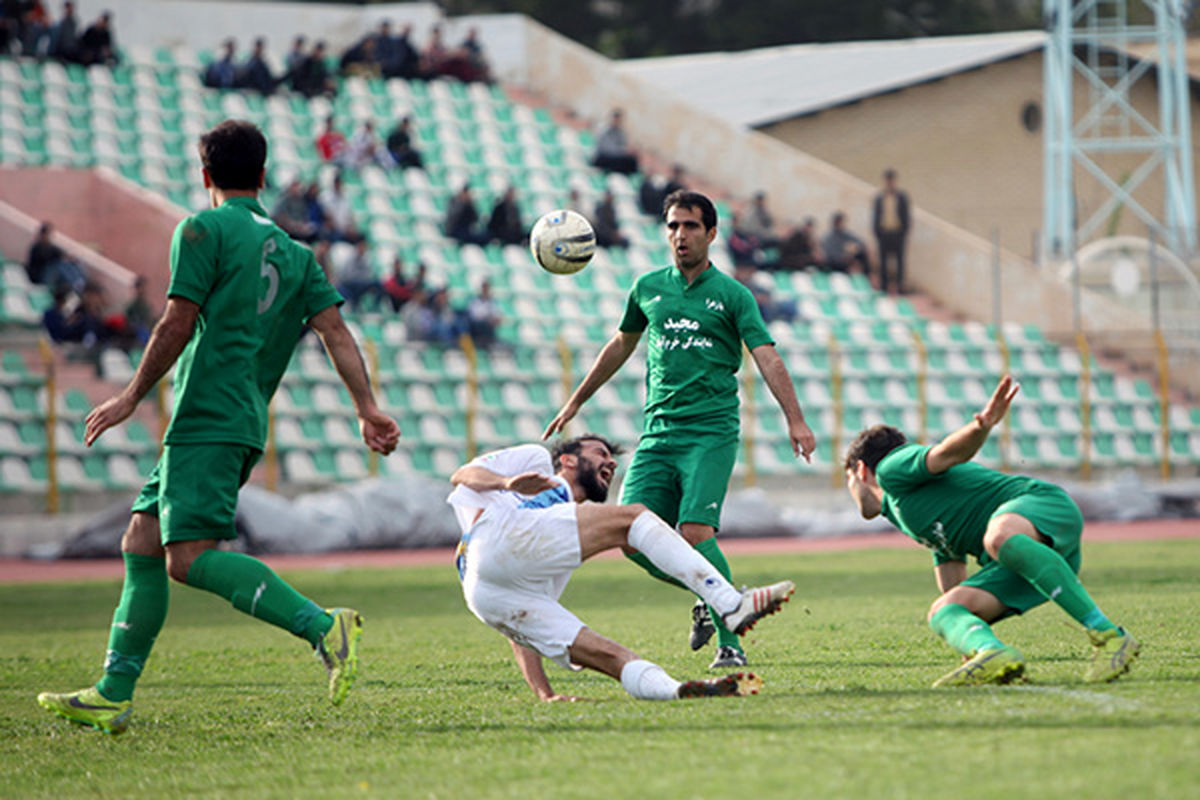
[163, 196, 342, 450]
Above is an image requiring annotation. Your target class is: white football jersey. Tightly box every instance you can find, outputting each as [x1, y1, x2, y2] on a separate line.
[446, 444, 571, 534]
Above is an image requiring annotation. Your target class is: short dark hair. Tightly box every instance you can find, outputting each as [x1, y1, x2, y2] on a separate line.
[663, 190, 717, 231]
[550, 434, 624, 471]
[843, 425, 907, 471]
[198, 120, 267, 191]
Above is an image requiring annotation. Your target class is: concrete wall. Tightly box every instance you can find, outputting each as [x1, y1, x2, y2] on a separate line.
[0, 166, 184, 310]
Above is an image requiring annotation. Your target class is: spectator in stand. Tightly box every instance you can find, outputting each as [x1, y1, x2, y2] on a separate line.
[43, 285, 83, 344]
[451, 27, 491, 83]
[345, 119, 392, 169]
[734, 263, 796, 324]
[202, 38, 238, 90]
[428, 287, 466, 345]
[419, 24, 448, 79]
[47, 0, 78, 61]
[638, 165, 686, 217]
[339, 31, 381, 79]
[385, 116, 423, 169]
[319, 172, 364, 243]
[820, 211, 870, 274]
[315, 115, 348, 164]
[871, 168, 911, 295]
[238, 37, 277, 95]
[465, 279, 502, 348]
[400, 286, 434, 341]
[283, 34, 306, 75]
[369, 20, 402, 79]
[382, 257, 415, 312]
[740, 192, 779, 249]
[443, 184, 488, 246]
[270, 179, 319, 243]
[19, 0, 49, 56]
[776, 217, 822, 272]
[592, 189, 627, 248]
[486, 186, 525, 246]
[592, 109, 638, 175]
[336, 239, 384, 311]
[124, 275, 156, 346]
[74, 9, 116, 66]
[26, 221, 85, 291]
[302, 181, 330, 240]
[292, 40, 335, 98]
[76, 281, 116, 352]
[725, 214, 759, 268]
[389, 23, 420, 79]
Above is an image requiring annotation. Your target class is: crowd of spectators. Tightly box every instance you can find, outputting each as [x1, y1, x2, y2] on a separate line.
[1, 1, 117, 65]
[442, 184, 532, 248]
[198, 22, 491, 101]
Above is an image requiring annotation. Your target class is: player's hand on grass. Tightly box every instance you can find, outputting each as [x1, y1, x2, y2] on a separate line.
[790, 419, 817, 462]
[360, 410, 401, 454]
[543, 694, 588, 703]
[542, 403, 578, 440]
[975, 375, 1020, 430]
[505, 471, 560, 495]
[84, 392, 138, 446]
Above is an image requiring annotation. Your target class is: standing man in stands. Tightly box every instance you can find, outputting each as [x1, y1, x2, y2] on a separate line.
[37, 120, 401, 735]
[871, 168, 911, 295]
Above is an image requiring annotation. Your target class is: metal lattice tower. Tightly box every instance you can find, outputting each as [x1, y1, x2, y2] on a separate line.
[1043, 0, 1197, 261]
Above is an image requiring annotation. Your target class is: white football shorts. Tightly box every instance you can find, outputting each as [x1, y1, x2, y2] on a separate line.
[460, 503, 585, 670]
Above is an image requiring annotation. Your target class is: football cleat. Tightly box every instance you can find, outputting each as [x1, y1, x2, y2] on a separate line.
[709, 645, 749, 670]
[689, 599, 716, 651]
[932, 646, 1025, 688]
[722, 580, 795, 635]
[1084, 627, 1140, 683]
[37, 686, 132, 735]
[317, 608, 363, 705]
[677, 672, 763, 698]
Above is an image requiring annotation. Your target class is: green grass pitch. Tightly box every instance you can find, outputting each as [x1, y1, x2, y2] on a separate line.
[2, 538, 1198, 799]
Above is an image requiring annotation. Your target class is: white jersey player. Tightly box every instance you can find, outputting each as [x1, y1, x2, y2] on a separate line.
[448, 434, 796, 701]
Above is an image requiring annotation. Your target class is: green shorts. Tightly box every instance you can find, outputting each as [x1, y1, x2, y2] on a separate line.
[131, 443, 260, 545]
[617, 432, 738, 530]
[962, 483, 1084, 616]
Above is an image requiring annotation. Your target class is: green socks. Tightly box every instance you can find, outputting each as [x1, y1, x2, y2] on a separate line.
[626, 536, 743, 652]
[185, 550, 332, 646]
[929, 603, 1006, 656]
[97, 553, 169, 703]
[996, 535, 1115, 631]
[694, 538, 740, 650]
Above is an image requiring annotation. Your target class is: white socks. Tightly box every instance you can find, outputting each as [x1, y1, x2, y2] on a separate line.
[627, 511, 741, 615]
[620, 659, 681, 701]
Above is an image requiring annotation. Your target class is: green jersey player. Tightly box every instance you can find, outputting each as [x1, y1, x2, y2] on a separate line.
[37, 120, 401, 734]
[843, 375, 1140, 686]
[545, 190, 816, 668]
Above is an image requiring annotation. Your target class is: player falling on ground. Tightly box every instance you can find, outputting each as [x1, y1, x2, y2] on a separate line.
[449, 434, 795, 701]
[544, 190, 816, 670]
[843, 375, 1140, 687]
[37, 120, 401, 734]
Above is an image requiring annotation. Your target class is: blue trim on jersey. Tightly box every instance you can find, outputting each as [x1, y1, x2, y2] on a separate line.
[518, 484, 571, 509]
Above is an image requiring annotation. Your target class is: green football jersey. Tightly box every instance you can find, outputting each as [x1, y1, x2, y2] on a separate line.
[619, 263, 773, 435]
[876, 443, 1041, 564]
[164, 196, 342, 450]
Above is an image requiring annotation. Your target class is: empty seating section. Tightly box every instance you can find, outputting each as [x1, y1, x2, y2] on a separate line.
[2, 49, 1197, 493]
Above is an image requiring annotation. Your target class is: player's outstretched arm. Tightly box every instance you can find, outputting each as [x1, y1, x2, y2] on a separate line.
[925, 375, 1020, 474]
[543, 330, 640, 439]
[450, 465, 559, 495]
[309, 304, 400, 455]
[510, 640, 583, 702]
[85, 296, 200, 446]
[749, 344, 816, 461]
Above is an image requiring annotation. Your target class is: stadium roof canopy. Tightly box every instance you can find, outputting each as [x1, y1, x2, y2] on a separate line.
[617, 31, 1047, 128]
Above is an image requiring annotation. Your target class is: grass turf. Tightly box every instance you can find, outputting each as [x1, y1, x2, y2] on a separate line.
[2, 538, 1198, 799]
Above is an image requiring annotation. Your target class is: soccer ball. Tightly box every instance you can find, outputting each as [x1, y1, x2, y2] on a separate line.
[529, 209, 596, 275]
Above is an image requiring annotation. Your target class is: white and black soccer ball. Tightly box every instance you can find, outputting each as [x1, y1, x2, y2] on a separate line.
[529, 209, 596, 275]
